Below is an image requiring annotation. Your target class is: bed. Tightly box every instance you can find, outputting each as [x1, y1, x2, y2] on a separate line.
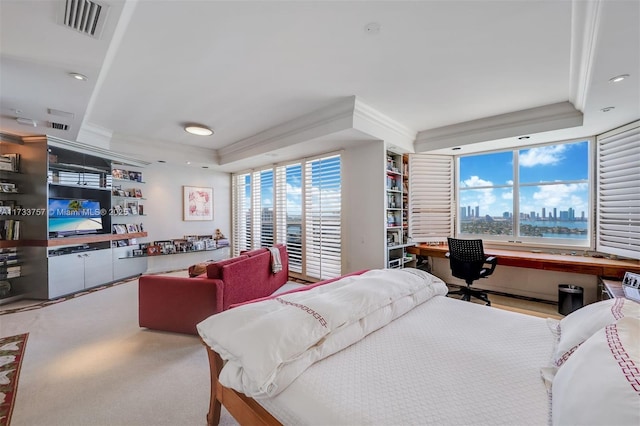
[197, 268, 640, 426]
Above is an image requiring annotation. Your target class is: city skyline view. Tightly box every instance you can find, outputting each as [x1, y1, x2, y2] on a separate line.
[459, 141, 590, 219]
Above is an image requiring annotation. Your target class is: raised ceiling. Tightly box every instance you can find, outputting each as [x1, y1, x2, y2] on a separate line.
[1, 0, 638, 171]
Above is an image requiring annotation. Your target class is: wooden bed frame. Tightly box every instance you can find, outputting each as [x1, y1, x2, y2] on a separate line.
[203, 340, 282, 426]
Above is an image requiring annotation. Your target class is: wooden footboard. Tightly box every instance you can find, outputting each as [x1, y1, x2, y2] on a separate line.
[202, 339, 282, 426]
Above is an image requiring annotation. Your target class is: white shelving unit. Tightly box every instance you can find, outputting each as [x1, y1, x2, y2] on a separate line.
[385, 151, 414, 269]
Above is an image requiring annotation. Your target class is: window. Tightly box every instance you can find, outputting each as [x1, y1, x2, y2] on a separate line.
[458, 140, 591, 247]
[232, 152, 342, 280]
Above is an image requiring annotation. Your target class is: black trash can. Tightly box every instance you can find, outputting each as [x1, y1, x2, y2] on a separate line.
[558, 284, 584, 315]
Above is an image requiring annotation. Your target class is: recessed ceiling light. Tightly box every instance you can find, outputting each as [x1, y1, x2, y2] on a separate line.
[68, 72, 87, 81]
[609, 74, 629, 83]
[158, 160, 166, 163]
[601, 106, 615, 112]
[186, 161, 191, 165]
[184, 124, 213, 136]
[364, 22, 381, 34]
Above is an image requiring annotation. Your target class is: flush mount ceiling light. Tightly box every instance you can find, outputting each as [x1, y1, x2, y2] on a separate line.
[68, 72, 88, 81]
[609, 74, 629, 83]
[184, 124, 213, 136]
[16, 117, 37, 127]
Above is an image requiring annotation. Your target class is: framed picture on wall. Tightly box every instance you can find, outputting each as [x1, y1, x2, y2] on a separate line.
[183, 186, 213, 221]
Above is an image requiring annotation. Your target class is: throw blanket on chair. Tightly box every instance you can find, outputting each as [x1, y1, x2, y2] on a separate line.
[197, 268, 448, 398]
[268, 246, 282, 273]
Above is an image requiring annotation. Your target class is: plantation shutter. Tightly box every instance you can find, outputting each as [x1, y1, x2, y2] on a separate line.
[231, 173, 251, 256]
[305, 154, 342, 280]
[408, 154, 454, 243]
[275, 166, 287, 244]
[275, 163, 303, 273]
[596, 120, 640, 259]
[251, 171, 262, 249]
[258, 169, 274, 247]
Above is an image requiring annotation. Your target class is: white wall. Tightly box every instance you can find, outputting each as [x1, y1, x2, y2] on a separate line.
[141, 162, 231, 269]
[342, 141, 386, 272]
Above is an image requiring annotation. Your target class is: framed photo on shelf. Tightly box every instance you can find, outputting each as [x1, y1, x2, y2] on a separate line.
[183, 186, 213, 221]
[146, 245, 161, 256]
[127, 201, 138, 215]
[127, 224, 137, 233]
[113, 224, 127, 234]
[133, 249, 143, 257]
[134, 188, 143, 198]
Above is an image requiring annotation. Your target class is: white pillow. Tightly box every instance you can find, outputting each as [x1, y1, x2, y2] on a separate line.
[551, 316, 640, 426]
[549, 297, 640, 367]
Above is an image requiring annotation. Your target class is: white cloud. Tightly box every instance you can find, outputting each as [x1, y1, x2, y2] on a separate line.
[462, 175, 493, 188]
[523, 183, 589, 215]
[519, 145, 567, 167]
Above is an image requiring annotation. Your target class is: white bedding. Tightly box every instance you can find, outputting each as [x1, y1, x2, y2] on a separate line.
[259, 295, 554, 425]
[197, 268, 448, 398]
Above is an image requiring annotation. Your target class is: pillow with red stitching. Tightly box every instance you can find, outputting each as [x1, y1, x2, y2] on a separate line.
[550, 316, 640, 426]
[548, 297, 640, 367]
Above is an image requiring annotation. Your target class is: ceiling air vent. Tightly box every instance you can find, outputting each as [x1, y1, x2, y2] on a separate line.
[59, 0, 109, 39]
[49, 122, 70, 131]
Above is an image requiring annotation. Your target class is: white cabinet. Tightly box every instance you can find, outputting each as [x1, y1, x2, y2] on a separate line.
[48, 248, 113, 298]
[112, 246, 148, 280]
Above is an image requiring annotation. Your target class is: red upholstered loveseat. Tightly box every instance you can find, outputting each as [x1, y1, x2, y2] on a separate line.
[138, 244, 289, 335]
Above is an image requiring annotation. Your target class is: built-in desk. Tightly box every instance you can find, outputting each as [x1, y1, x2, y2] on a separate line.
[408, 244, 640, 280]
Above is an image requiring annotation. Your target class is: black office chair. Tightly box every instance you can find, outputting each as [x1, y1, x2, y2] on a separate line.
[445, 237, 497, 306]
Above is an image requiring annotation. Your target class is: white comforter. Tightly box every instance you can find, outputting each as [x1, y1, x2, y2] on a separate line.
[197, 268, 448, 398]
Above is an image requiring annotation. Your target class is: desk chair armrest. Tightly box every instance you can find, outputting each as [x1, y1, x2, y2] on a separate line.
[483, 255, 498, 275]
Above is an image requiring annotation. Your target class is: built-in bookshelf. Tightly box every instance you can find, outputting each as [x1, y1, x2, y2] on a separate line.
[385, 150, 415, 269]
[0, 135, 152, 303]
[111, 163, 147, 249]
[0, 138, 29, 303]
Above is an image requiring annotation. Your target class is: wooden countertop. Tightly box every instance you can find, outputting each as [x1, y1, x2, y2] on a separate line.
[408, 244, 640, 279]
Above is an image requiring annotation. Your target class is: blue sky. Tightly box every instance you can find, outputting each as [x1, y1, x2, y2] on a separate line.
[459, 141, 590, 218]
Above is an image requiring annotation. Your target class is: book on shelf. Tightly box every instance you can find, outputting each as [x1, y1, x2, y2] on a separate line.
[0, 220, 20, 240]
[0, 153, 20, 172]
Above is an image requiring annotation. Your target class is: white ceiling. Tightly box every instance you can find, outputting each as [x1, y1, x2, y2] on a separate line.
[1, 0, 638, 172]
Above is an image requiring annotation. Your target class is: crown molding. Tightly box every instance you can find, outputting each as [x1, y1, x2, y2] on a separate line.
[415, 101, 583, 152]
[0, 132, 24, 145]
[353, 99, 416, 153]
[77, 122, 114, 150]
[21, 135, 152, 166]
[217, 96, 356, 165]
[218, 96, 418, 165]
[569, 0, 602, 111]
[110, 133, 216, 165]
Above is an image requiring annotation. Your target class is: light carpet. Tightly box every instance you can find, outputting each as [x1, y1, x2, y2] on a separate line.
[0, 276, 239, 426]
